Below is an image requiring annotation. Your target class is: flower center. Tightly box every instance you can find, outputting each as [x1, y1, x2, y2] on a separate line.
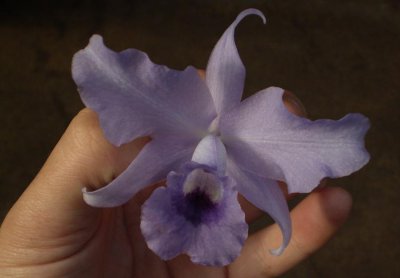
[183, 168, 223, 203]
[179, 168, 224, 226]
[208, 117, 221, 136]
[181, 189, 217, 226]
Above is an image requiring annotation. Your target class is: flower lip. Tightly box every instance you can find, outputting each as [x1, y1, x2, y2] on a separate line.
[140, 160, 247, 266]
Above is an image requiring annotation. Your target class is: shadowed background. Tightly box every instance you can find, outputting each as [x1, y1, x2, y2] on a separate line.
[0, 0, 399, 276]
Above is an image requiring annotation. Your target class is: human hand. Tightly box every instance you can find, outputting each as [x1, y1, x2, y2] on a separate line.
[0, 92, 352, 277]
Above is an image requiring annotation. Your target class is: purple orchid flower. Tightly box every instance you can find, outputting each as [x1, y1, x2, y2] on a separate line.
[72, 8, 370, 266]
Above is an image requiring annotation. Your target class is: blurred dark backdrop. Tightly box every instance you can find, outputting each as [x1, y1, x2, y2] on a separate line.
[0, 0, 399, 277]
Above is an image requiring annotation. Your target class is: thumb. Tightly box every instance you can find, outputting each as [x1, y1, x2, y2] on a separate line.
[0, 109, 147, 259]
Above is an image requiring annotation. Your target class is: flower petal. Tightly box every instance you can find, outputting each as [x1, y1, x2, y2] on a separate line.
[205, 9, 266, 116]
[140, 179, 189, 260]
[83, 137, 195, 207]
[220, 87, 370, 193]
[72, 35, 216, 146]
[186, 189, 247, 266]
[141, 170, 247, 266]
[227, 158, 291, 255]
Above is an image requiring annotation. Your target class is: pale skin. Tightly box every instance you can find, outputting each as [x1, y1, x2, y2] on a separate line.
[0, 72, 352, 277]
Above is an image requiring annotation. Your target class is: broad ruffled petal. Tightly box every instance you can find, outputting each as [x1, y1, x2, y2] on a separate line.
[83, 137, 196, 207]
[72, 35, 216, 146]
[227, 158, 291, 255]
[220, 87, 370, 193]
[141, 170, 247, 266]
[205, 9, 266, 116]
[186, 183, 247, 266]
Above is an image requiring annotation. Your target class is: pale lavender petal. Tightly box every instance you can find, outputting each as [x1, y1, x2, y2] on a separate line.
[205, 9, 266, 116]
[227, 158, 291, 255]
[141, 166, 247, 266]
[220, 87, 370, 193]
[191, 135, 227, 175]
[83, 137, 195, 207]
[72, 35, 216, 146]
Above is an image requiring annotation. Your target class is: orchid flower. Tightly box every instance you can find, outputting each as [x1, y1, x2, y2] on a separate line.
[72, 8, 370, 266]
[141, 135, 249, 266]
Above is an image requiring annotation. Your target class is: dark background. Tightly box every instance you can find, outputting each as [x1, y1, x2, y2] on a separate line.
[1, 0, 399, 276]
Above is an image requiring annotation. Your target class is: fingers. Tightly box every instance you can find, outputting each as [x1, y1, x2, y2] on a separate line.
[21, 108, 147, 207]
[0, 109, 148, 251]
[229, 187, 352, 278]
[46, 108, 148, 189]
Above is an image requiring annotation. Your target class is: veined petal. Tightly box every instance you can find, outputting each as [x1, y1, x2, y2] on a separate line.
[140, 181, 189, 260]
[72, 35, 216, 146]
[227, 158, 291, 255]
[83, 137, 196, 207]
[205, 9, 266, 116]
[141, 169, 247, 266]
[220, 87, 370, 193]
[186, 185, 247, 266]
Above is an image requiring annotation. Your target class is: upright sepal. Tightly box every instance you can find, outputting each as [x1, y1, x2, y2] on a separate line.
[206, 9, 266, 116]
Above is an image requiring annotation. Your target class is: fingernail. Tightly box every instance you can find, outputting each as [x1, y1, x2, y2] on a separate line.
[283, 91, 307, 117]
[320, 187, 353, 226]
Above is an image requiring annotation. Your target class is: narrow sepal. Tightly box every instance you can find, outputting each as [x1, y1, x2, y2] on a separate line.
[83, 137, 196, 207]
[206, 9, 266, 116]
[227, 158, 291, 255]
